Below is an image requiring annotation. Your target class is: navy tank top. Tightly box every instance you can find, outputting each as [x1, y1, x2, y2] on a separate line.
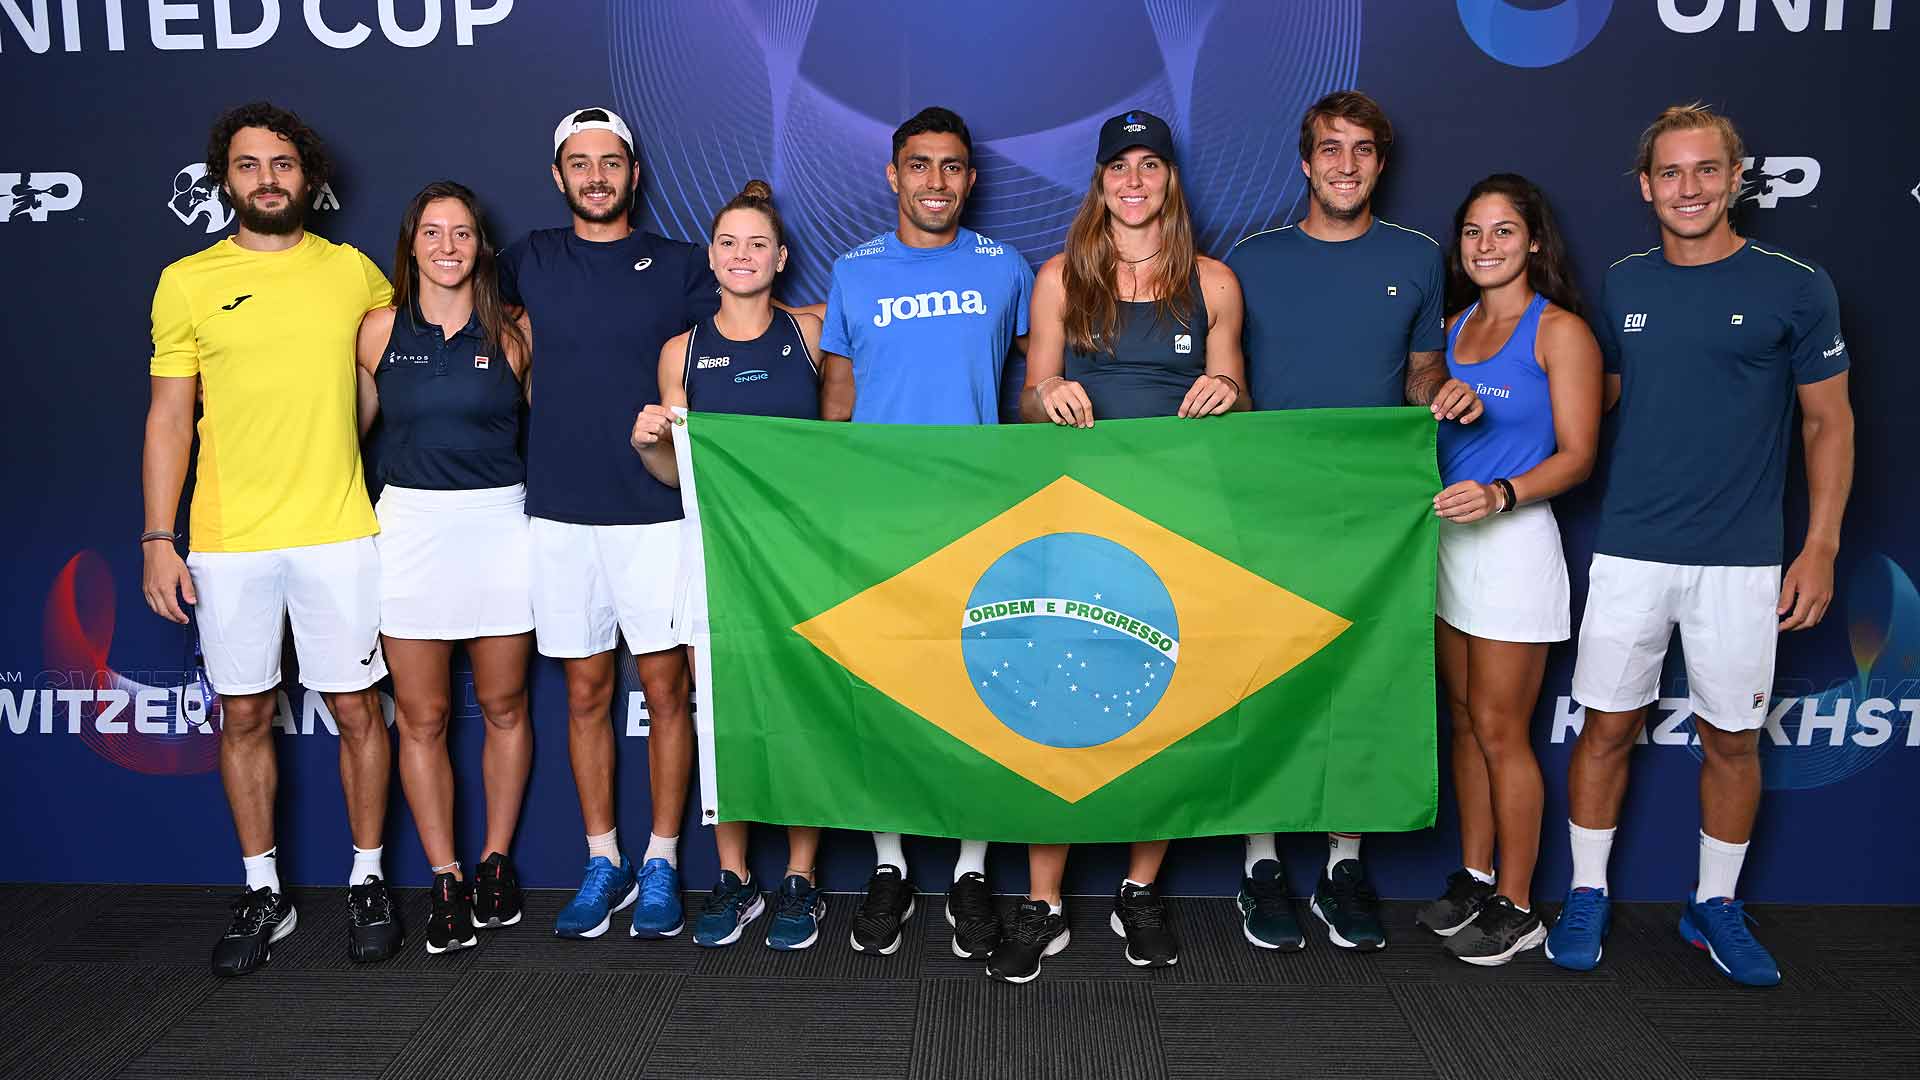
[374, 302, 524, 490]
[683, 311, 819, 419]
[1064, 275, 1210, 419]
[1436, 293, 1557, 486]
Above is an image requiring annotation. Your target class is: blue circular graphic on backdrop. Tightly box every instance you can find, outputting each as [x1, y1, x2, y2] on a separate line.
[961, 533, 1179, 749]
[1457, 0, 1612, 69]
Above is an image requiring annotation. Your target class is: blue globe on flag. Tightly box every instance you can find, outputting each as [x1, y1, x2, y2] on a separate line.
[961, 532, 1180, 749]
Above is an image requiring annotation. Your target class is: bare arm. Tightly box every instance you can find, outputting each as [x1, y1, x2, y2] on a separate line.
[1020, 256, 1093, 426]
[820, 352, 855, 421]
[353, 306, 394, 437]
[1408, 348, 1485, 423]
[142, 376, 199, 623]
[1178, 257, 1248, 417]
[631, 334, 689, 487]
[1507, 307, 1603, 504]
[1778, 372, 1854, 630]
[1603, 373, 1621, 412]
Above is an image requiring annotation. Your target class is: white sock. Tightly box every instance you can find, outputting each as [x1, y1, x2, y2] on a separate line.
[1568, 821, 1615, 892]
[350, 845, 384, 885]
[953, 839, 987, 880]
[1244, 833, 1278, 875]
[430, 859, 460, 877]
[1123, 877, 1152, 890]
[873, 831, 907, 875]
[643, 832, 679, 869]
[1466, 866, 1495, 886]
[1046, 899, 1063, 915]
[587, 828, 620, 865]
[242, 847, 280, 894]
[1696, 832, 1749, 903]
[1326, 833, 1361, 874]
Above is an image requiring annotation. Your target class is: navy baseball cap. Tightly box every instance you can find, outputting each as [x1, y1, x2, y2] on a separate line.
[1097, 110, 1175, 165]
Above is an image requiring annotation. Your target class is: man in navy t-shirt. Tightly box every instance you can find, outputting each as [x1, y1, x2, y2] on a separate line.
[1547, 105, 1853, 987]
[497, 107, 719, 942]
[1225, 91, 1483, 955]
[818, 107, 1033, 963]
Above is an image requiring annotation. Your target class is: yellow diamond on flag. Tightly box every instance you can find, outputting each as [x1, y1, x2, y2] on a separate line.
[794, 476, 1351, 803]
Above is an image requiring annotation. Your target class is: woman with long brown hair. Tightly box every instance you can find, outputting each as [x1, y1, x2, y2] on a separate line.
[992, 111, 1246, 983]
[353, 180, 534, 956]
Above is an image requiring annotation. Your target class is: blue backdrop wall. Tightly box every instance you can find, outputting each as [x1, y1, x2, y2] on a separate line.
[2, 0, 1915, 903]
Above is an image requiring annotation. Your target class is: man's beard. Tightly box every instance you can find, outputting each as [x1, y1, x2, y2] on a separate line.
[567, 181, 633, 224]
[232, 184, 307, 235]
[1311, 178, 1369, 223]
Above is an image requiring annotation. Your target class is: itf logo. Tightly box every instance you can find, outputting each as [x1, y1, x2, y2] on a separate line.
[1457, 0, 1613, 68]
[1, 172, 82, 222]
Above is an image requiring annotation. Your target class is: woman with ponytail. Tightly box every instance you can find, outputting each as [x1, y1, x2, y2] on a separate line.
[629, 179, 830, 951]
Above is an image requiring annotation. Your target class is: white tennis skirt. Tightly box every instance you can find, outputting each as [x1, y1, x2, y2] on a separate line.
[375, 483, 534, 641]
[1436, 501, 1570, 644]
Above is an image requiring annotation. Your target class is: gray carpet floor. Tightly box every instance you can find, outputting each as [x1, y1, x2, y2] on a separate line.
[2, 885, 1916, 1079]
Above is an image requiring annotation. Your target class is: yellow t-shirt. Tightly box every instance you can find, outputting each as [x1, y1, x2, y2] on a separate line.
[150, 233, 393, 552]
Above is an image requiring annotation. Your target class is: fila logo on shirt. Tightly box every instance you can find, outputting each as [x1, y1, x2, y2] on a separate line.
[474, 355, 491, 369]
[872, 289, 989, 328]
[1730, 314, 1745, 326]
[1622, 313, 1648, 333]
[696, 355, 730, 369]
[1386, 284, 1398, 296]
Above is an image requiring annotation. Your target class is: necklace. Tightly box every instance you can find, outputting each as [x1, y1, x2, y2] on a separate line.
[1117, 248, 1160, 265]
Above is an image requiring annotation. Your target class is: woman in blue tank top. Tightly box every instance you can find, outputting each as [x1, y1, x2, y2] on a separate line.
[353, 181, 534, 954]
[982, 111, 1246, 983]
[630, 181, 831, 951]
[1416, 174, 1602, 966]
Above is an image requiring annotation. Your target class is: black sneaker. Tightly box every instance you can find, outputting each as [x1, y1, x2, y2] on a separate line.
[1415, 869, 1496, 938]
[1312, 859, 1386, 951]
[850, 865, 916, 955]
[211, 887, 297, 977]
[986, 899, 1069, 983]
[424, 872, 478, 955]
[1237, 859, 1305, 950]
[946, 871, 1000, 961]
[472, 851, 523, 928]
[347, 875, 404, 963]
[1446, 895, 1546, 966]
[1110, 881, 1179, 967]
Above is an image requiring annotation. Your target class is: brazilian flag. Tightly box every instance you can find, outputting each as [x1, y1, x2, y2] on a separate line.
[678, 409, 1438, 843]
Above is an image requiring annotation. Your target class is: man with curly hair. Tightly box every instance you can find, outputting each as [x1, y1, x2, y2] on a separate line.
[141, 102, 403, 976]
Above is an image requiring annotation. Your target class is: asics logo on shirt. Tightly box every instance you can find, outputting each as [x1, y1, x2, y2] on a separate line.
[633, 258, 652, 271]
[1623, 313, 1648, 333]
[872, 289, 988, 327]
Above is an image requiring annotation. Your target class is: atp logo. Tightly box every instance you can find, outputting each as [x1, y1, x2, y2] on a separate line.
[169, 163, 231, 233]
[1739, 157, 1820, 209]
[1456, 0, 1613, 68]
[1, 172, 83, 222]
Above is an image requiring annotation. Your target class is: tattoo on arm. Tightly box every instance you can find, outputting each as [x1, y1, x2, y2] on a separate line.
[1404, 350, 1446, 405]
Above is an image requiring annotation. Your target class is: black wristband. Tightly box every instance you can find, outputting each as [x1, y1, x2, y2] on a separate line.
[1493, 478, 1517, 513]
[141, 530, 178, 545]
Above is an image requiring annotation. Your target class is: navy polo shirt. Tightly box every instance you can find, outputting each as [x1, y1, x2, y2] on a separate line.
[499, 228, 719, 524]
[1594, 241, 1850, 567]
[373, 301, 523, 490]
[1227, 218, 1446, 410]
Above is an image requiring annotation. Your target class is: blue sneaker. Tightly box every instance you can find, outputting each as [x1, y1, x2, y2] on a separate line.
[692, 871, 764, 947]
[554, 856, 637, 939]
[628, 857, 684, 938]
[766, 874, 827, 951]
[1544, 886, 1610, 971]
[1680, 894, 1781, 987]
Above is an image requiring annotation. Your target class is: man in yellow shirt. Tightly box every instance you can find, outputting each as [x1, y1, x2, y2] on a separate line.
[142, 103, 402, 976]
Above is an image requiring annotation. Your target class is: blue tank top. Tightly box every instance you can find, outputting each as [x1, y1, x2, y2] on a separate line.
[1436, 293, 1557, 487]
[1063, 276, 1210, 420]
[683, 311, 819, 419]
[374, 302, 524, 490]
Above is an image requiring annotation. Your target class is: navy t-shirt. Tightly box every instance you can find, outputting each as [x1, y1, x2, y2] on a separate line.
[1226, 218, 1445, 410]
[1594, 241, 1850, 567]
[499, 228, 719, 524]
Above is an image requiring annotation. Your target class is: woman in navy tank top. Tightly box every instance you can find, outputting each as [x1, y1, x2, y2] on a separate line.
[630, 181, 830, 950]
[353, 181, 533, 954]
[1417, 175, 1602, 966]
[986, 111, 1247, 982]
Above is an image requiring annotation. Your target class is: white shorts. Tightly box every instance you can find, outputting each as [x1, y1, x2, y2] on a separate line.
[1436, 502, 1570, 643]
[375, 484, 533, 640]
[187, 536, 386, 696]
[529, 517, 681, 658]
[1571, 554, 1781, 732]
